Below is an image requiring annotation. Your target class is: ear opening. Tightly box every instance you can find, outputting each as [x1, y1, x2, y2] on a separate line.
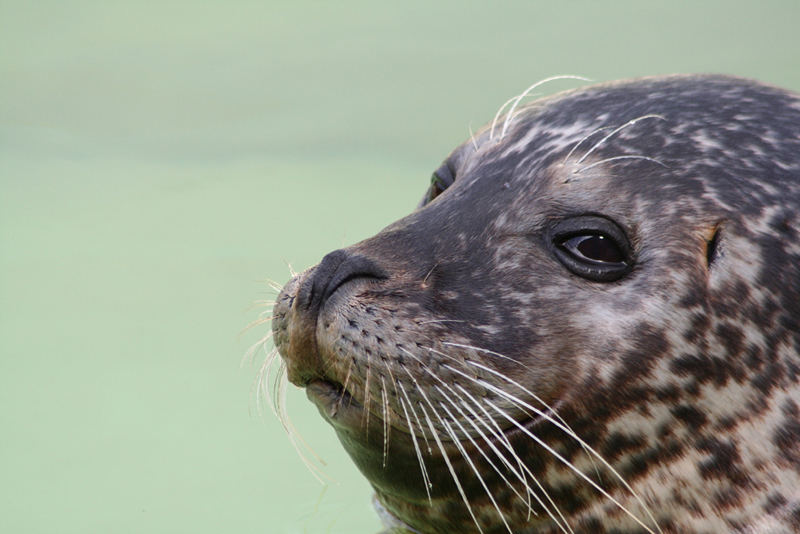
[706, 225, 722, 268]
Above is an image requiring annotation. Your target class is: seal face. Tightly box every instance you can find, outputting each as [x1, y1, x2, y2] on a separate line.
[269, 75, 800, 533]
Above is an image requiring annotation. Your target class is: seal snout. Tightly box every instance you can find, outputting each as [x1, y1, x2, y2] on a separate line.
[296, 249, 387, 318]
[274, 249, 387, 387]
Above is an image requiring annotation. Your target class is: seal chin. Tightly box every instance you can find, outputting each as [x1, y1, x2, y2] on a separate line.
[305, 378, 364, 430]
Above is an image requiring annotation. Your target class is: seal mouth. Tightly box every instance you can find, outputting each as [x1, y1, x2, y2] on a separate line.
[306, 378, 365, 429]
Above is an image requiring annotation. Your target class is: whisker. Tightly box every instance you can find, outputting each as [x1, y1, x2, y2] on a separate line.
[363, 353, 372, 435]
[442, 341, 534, 372]
[266, 279, 284, 293]
[499, 76, 591, 139]
[486, 399, 657, 534]
[562, 125, 613, 165]
[434, 341, 600, 484]
[577, 114, 665, 164]
[239, 316, 276, 340]
[421, 262, 440, 287]
[418, 319, 467, 326]
[380, 376, 391, 468]
[396, 354, 484, 531]
[243, 299, 278, 317]
[273, 362, 332, 484]
[283, 261, 298, 278]
[453, 393, 534, 501]
[445, 353, 601, 480]
[577, 155, 668, 174]
[416, 393, 485, 534]
[437, 387, 528, 490]
[438, 404, 514, 534]
[468, 122, 479, 152]
[455, 386, 573, 534]
[397, 380, 432, 455]
[252, 346, 278, 415]
[403, 344, 572, 533]
[335, 358, 354, 414]
[490, 95, 519, 141]
[435, 388, 552, 529]
[457, 360, 660, 532]
[242, 330, 274, 368]
[398, 390, 433, 503]
[400, 346, 573, 532]
[445, 359, 660, 534]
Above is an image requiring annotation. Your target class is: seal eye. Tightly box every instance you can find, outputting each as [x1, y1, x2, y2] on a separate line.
[560, 234, 625, 264]
[422, 161, 456, 206]
[550, 216, 634, 282]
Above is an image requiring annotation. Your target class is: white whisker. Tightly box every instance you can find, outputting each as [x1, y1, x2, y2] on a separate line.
[419, 319, 468, 326]
[380, 376, 391, 468]
[577, 155, 668, 173]
[456, 389, 574, 534]
[439, 404, 513, 534]
[398, 390, 432, 503]
[435, 388, 564, 532]
[274, 362, 332, 484]
[363, 354, 372, 434]
[335, 358, 354, 414]
[401, 346, 571, 533]
[417, 397, 485, 534]
[440, 349, 600, 479]
[444, 359, 660, 533]
[243, 330, 274, 368]
[490, 95, 519, 141]
[486, 399, 657, 534]
[500, 76, 591, 139]
[562, 126, 614, 165]
[468, 122, 479, 152]
[577, 114, 665, 164]
[458, 360, 659, 532]
[442, 341, 533, 372]
[398, 380, 432, 455]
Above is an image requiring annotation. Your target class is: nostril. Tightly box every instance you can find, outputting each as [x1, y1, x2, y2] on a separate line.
[297, 249, 386, 316]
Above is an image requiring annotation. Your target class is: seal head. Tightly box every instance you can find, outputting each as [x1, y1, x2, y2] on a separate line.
[271, 75, 800, 533]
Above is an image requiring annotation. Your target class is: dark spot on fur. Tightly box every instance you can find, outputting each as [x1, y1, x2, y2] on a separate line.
[752, 361, 785, 395]
[576, 516, 604, 533]
[671, 352, 739, 386]
[671, 404, 707, 430]
[791, 506, 800, 529]
[764, 492, 787, 514]
[622, 439, 683, 481]
[773, 399, 800, 468]
[601, 431, 646, 462]
[684, 313, 711, 344]
[743, 344, 765, 370]
[612, 326, 670, 385]
[697, 437, 750, 488]
[715, 322, 745, 363]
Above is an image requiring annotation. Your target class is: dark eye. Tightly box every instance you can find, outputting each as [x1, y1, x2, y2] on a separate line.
[560, 234, 625, 264]
[420, 161, 456, 206]
[550, 216, 634, 282]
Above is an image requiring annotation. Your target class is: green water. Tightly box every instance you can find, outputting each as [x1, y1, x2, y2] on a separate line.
[2, 2, 799, 533]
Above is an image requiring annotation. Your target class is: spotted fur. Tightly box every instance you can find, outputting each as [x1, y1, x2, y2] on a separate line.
[268, 75, 800, 533]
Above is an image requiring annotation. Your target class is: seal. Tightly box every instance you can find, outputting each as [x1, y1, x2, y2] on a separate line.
[268, 74, 800, 533]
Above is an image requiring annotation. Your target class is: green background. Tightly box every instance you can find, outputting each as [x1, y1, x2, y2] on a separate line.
[2, 2, 798, 533]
